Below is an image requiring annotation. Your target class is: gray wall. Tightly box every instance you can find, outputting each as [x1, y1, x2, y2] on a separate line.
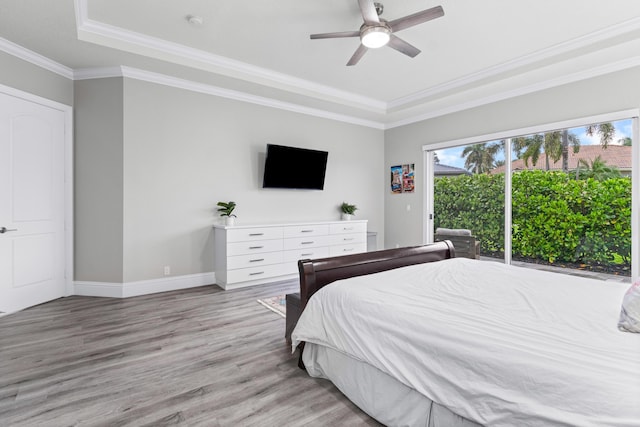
[0, 51, 73, 106]
[80, 78, 384, 283]
[384, 66, 640, 248]
[74, 78, 125, 282]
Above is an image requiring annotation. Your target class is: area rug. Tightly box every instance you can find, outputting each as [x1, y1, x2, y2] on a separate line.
[257, 295, 286, 318]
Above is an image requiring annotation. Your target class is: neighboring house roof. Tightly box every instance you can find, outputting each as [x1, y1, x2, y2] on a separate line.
[434, 163, 472, 176]
[491, 145, 631, 174]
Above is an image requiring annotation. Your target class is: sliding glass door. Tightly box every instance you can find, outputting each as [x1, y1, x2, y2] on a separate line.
[429, 141, 505, 261]
[424, 114, 637, 280]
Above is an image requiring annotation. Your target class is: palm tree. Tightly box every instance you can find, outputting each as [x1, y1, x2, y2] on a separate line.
[560, 130, 581, 173]
[461, 142, 501, 174]
[513, 133, 563, 170]
[512, 131, 579, 172]
[542, 131, 563, 170]
[512, 135, 543, 167]
[585, 122, 615, 148]
[575, 155, 621, 181]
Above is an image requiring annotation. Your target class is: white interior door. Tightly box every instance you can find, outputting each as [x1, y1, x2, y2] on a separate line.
[0, 92, 66, 313]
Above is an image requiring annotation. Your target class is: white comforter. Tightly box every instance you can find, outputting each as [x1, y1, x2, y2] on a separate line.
[291, 258, 640, 427]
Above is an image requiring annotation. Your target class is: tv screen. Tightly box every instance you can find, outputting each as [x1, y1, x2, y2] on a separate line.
[263, 144, 328, 190]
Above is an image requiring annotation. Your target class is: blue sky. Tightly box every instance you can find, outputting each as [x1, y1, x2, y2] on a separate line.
[436, 119, 632, 170]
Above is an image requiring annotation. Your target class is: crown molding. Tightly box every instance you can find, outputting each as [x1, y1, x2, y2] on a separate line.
[76, 65, 385, 129]
[0, 37, 74, 79]
[386, 54, 640, 129]
[388, 16, 640, 110]
[0, 34, 385, 129]
[74, 0, 386, 114]
[120, 66, 385, 129]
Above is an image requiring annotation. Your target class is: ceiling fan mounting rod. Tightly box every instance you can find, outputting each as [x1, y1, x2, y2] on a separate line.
[374, 2, 384, 16]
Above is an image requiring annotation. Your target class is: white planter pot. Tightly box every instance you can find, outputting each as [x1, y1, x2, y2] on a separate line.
[225, 216, 236, 226]
[341, 213, 352, 221]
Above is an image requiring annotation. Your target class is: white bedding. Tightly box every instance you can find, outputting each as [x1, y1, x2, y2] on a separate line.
[291, 258, 640, 427]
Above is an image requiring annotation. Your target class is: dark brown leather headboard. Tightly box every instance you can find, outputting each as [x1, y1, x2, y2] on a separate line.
[297, 241, 455, 311]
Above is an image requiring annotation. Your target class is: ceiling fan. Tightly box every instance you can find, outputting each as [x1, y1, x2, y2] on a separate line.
[310, 0, 444, 66]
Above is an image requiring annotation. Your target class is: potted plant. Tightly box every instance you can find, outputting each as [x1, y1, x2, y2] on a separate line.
[217, 201, 237, 226]
[340, 202, 357, 221]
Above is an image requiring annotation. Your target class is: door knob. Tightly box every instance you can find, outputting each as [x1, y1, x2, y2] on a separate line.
[0, 227, 17, 234]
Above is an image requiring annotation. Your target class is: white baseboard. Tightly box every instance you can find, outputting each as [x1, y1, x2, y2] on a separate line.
[73, 281, 124, 298]
[74, 272, 217, 298]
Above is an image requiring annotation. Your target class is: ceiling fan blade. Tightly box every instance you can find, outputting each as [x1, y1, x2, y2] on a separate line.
[388, 5, 444, 33]
[347, 44, 368, 66]
[358, 0, 380, 25]
[310, 31, 361, 39]
[387, 35, 421, 58]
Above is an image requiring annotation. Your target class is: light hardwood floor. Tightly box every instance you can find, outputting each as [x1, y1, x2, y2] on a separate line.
[0, 282, 381, 426]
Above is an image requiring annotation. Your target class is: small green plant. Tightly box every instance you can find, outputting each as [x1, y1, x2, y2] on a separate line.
[217, 201, 237, 218]
[340, 202, 358, 215]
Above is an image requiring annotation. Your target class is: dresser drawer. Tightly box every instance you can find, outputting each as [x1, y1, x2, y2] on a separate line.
[226, 227, 283, 242]
[227, 251, 283, 270]
[329, 243, 367, 257]
[283, 235, 330, 250]
[329, 222, 367, 235]
[283, 224, 329, 238]
[330, 232, 366, 246]
[227, 239, 283, 256]
[283, 246, 330, 263]
[226, 263, 289, 284]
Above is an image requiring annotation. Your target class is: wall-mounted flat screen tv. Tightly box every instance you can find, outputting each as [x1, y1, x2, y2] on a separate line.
[262, 144, 328, 190]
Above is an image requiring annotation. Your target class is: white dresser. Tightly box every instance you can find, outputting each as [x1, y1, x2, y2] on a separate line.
[213, 220, 368, 289]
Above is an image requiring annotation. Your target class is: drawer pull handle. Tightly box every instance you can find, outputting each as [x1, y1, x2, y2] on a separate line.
[343, 227, 354, 231]
[249, 233, 264, 236]
[301, 253, 313, 256]
[301, 241, 314, 245]
[249, 271, 265, 276]
[343, 248, 354, 252]
[301, 229, 314, 233]
[249, 246, 264, 249]
[249, 258, 265, 263]
[343, 238, 355, 241]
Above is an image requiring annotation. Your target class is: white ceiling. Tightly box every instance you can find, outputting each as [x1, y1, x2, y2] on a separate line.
[1, 0, 640, 127]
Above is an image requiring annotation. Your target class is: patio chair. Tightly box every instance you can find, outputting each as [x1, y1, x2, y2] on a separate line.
[434, 228, 480, 259]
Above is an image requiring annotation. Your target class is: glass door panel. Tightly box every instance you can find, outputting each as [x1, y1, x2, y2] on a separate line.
[432, 141, 505, 261]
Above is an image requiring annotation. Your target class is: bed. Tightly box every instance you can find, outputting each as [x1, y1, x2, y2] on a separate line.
[290, 242, 640, 427]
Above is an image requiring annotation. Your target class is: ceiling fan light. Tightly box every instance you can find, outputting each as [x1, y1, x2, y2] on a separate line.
[361, 26, 390, 48]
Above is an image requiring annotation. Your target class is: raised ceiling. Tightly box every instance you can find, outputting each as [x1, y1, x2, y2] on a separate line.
[1, 0, 640, 127]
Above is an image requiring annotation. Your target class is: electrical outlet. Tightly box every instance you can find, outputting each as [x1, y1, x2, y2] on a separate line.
[163, 266, 171, 276]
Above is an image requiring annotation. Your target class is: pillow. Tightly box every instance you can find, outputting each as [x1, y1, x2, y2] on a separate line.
[435, 227, 472, 236]
[618, 281, 640, 333]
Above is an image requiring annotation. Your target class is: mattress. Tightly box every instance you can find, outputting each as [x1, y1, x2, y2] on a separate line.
[292, 257, 640, 426]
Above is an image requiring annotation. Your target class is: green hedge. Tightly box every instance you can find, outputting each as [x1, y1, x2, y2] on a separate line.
[434, 170, 631, 268]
